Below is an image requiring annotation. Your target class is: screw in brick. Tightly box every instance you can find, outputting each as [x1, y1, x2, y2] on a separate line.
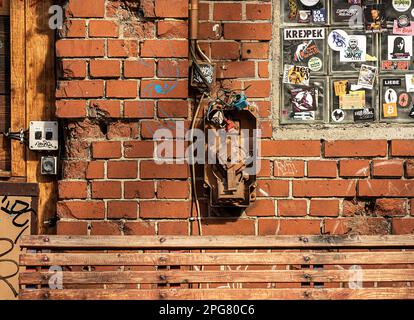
[303, 291, 311, 298]
[43, 256, 49, 262]
[159, 275, 167, 281]
[43, 237, 50, 242]
[302, 237, 309, 243]
[159, 256, 167, 263]
[159, 237, 166, 243]
[159, 292, 167, 299]
[303, 256, 311, 262]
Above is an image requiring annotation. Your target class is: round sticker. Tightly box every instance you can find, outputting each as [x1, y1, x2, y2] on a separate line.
[328, 30, 349, 51]
[332, 109, 345, 122]
[308, 57, 322, 71]
[393, 0, 411, 12]
[385, 89, 398, 103]
[398, 15, 410, 27]
[300, 0, 320, 6]
[398, 92, 411, 108]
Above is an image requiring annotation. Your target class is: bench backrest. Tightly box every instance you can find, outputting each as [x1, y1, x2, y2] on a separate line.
[19, 235, 414, 300]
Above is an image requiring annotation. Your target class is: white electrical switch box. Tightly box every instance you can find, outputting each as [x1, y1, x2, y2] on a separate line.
[29, 121, 59, 151]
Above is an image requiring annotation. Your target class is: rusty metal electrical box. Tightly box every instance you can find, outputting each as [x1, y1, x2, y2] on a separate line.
[204, 106, 258, 208]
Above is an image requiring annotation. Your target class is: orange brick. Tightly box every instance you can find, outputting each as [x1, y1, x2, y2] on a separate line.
[278, 200, 307, 217]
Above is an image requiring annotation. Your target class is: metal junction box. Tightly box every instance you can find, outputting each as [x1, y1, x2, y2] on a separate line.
[29, 121, 59, 151]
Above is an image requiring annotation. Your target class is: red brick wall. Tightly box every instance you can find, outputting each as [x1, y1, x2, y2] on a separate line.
[56, 0, 414, 236]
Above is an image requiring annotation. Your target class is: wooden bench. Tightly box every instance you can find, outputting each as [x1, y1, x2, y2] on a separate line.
[18, 235, 414, 300]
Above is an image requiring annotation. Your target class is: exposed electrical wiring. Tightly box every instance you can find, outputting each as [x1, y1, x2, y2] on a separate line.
[190, 92, 207, 237]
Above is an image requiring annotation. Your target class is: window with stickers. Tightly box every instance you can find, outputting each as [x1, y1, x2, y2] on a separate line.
[280, 0, 414, 124]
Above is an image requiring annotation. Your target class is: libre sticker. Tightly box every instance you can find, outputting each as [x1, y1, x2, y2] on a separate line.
[398, 92, 411, 107]
[388, 36, 413, 60]
[340, 35, 367, 62]
[384, 88, 398, 103]
[383, 103, 398, 117]
[328, 29, 349, 51]
[393, 0, 412, 12]
[357, 64, 377, 89]
[339, 91, 366, 109]
[405, 74, 414, 92]
[332, 109, 345, 122]
[283, 64, 311, 86]
[383, 79, 402, 86]
[354, 108, 375, 122]
[308, 56, 323, 71]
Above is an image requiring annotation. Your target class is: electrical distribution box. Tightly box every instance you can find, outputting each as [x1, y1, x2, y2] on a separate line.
[29, 121, 59, 151]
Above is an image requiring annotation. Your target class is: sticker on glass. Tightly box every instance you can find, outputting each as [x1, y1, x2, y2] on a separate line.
[293, 40, 320, 62]
[381, 60, 410, 70]
[332, 109, 345, 122]
[405, 74, 414, 92]
[284, 28, 325, 40]
[388, 36, 413, 60]
[291, 86, 318, 112]
[288, 0, 299, 21]
[383, 103, 398, 117]
[340, 35, 367, 62]
[312, 8, 326, 23]
[292, 111, 316, 121]
[334, 80, 349, 96]
[300, 0, 320, 6]
[328, 29, 349, 51]
[398, 92, 411, 107]
[354, 108, 375, 122]
[384, 88, 398, 103]
[283, 65, 311, 85]
[357, 64, 377, 89]
[393, 0, 412, 12]
[393, 18, 414, 36]
[339, 91, 366, 109]
[298, 10, 312, 23]
[409, 106, 414, 118]
[364, 4, 387, 32]
[308, 56, 323, 71]
[383, 79, 402, 86]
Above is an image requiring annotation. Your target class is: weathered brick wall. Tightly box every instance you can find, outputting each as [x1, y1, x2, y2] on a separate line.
[56, 0, 414, 237]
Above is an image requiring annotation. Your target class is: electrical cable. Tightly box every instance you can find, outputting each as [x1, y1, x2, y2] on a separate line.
[190, 92, 207, 236]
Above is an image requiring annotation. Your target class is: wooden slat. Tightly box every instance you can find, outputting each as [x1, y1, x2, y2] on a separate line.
[10, 0, 25, 177]
[18, 288, 414, 300]
[19, 252, 414, 266]
[19, 269, 414, 285]
[19, 235, 414, 249]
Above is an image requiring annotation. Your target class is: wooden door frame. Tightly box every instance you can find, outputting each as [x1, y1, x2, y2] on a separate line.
[10, 0, 57, 234]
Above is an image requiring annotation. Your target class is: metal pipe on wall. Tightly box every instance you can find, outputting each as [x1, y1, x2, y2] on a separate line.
[189, 0, 199, 40]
